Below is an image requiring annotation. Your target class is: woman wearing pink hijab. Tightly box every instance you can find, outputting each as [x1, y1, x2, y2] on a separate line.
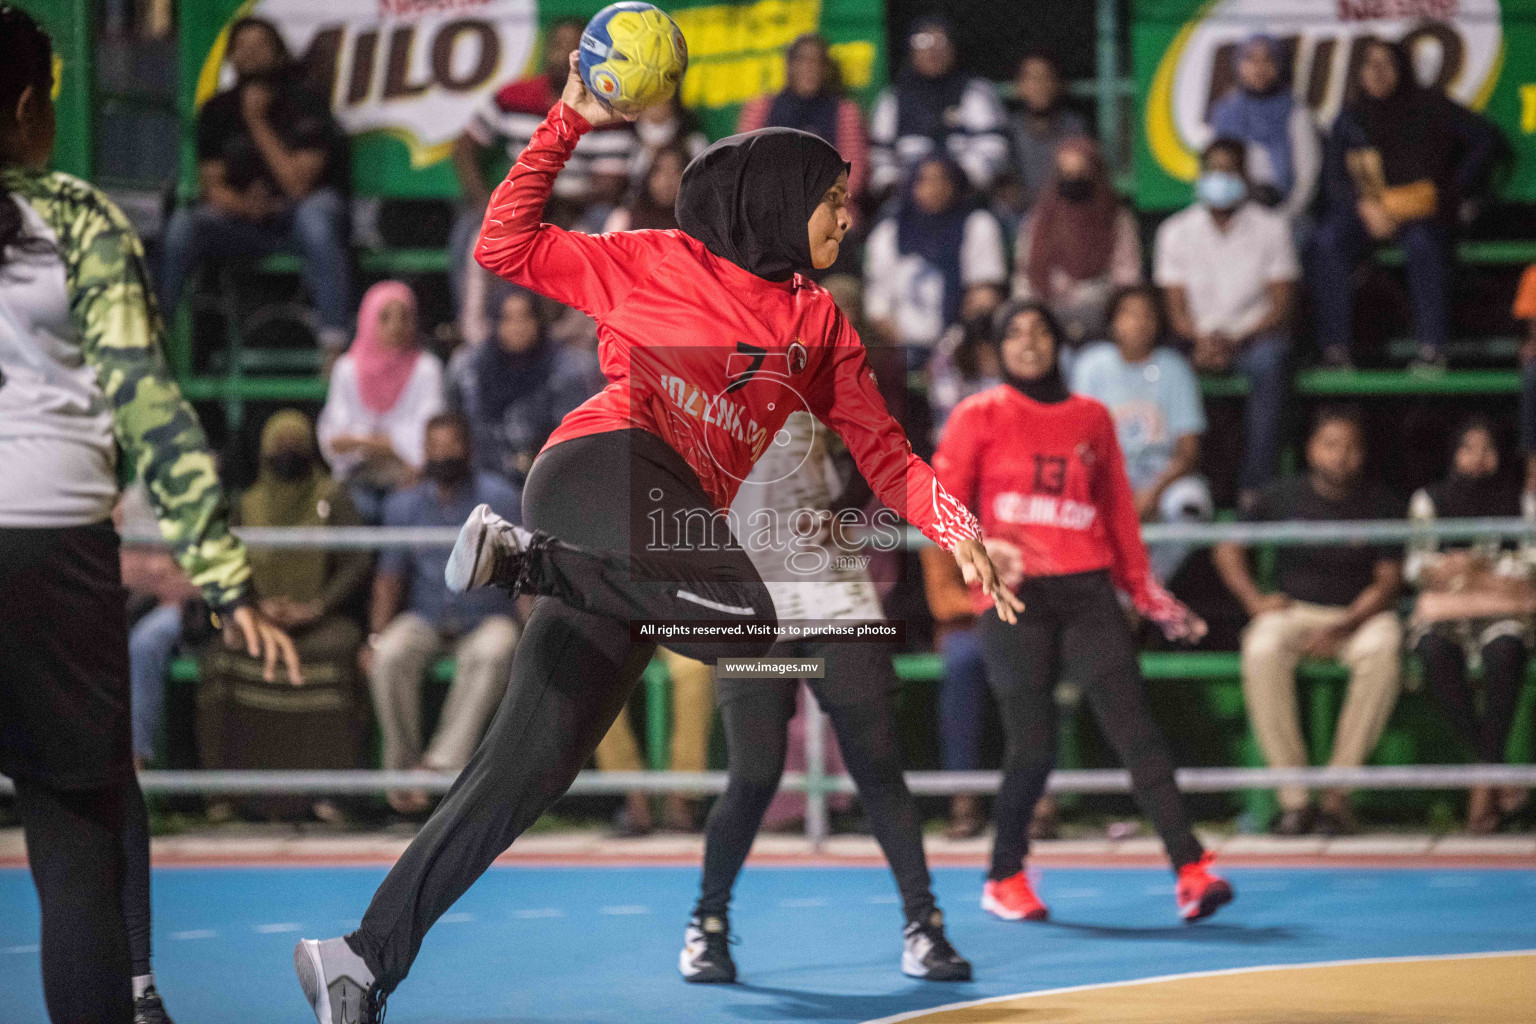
[318, 281, 445, 522]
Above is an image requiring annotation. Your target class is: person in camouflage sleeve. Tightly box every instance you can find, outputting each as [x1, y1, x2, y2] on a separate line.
[0, 9, 299, 1024]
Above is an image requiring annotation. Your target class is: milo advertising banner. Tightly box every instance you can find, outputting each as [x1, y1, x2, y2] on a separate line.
[180, 0, 885, 198]
[1133, 0, 1536, 208]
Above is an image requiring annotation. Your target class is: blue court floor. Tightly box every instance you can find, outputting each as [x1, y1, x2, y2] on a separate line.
[2, 864, 1534, 1023]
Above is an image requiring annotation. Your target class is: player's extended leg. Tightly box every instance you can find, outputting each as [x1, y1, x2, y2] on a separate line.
[352, 598, 653, 993]
[810, 640, 970, 981]
[684, 675, 797, 983]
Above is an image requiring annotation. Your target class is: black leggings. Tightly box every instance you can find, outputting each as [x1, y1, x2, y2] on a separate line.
[15, 778, 134, 1024]
[351, 430, 778, 993]
[123, 775, 153, 979]
[1415, 629, 1528, 763]
[697, 640, 935, 925]
[979, 570, 1203, 880]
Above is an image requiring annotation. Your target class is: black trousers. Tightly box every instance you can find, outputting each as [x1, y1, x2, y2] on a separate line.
[979, 570, 1203, 880]
[351, 430, 778, 992]
[1415, 629, 1528, 763]
[697, 639, 935, 925]
[1, 524, 138, 1023]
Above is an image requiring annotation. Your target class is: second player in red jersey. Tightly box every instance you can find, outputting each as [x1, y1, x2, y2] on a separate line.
[932, 301, 1232, 929]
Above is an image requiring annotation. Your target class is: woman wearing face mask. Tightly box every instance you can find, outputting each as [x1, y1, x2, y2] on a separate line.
[317, 280, 445, 523]
[1407, 418, 1535, 833]
[1208, 35, 1320, 226]
[933, 301, 1233, 926]
[295, 54, 1019, 1022]
[1011, 137, 1141, 351]
[199, 411, 372, 822]
[1312, 37, 1494, 370]
[629, 95, 708, 182]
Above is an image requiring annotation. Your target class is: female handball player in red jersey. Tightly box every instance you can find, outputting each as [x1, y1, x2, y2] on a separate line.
[295, 55, 1021, 1024]
[932, 301, 1234, 926]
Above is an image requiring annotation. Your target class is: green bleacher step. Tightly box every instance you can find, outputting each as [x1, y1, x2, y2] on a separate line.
[259, 248, 452, 276]
[1201, 368, 1521, 398]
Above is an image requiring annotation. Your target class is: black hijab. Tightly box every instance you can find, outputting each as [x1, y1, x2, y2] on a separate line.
[993, 300, 1069, 404]
[676, 127, 848, 282]
[1346, 39, 1461, 189]
[1427, 416, 1520, 522]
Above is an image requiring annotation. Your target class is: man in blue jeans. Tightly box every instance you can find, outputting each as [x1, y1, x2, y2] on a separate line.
[1155, 138, 1297, 511]
[157, 17, 353, 352]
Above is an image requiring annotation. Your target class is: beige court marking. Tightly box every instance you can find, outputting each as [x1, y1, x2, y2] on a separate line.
[863, 950, 1536, 1024]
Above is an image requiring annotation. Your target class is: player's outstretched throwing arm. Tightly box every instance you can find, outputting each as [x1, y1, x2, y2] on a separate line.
[474, 56, 669, 320]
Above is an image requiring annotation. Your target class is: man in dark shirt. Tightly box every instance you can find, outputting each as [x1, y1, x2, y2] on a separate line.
[1214, 407, 1404, 836]
[156, 17, 354, 351]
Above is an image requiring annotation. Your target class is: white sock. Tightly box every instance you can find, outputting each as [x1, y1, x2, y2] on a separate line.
[132, 973, 155, 999]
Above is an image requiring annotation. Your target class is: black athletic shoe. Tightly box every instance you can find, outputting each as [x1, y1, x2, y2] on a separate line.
[902, 909, 972, 981]
[680, 914, 737, 984]
[133, 986, 175, 1024]
[444, 503, 535, 596]
[295, 937, 387, 1024]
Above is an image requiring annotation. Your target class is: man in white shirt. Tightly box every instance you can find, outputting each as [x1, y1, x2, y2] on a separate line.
[1155, 138, 1298, 508]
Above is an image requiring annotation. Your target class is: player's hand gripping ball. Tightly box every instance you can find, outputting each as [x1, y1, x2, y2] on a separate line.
[578, 2, 688, 117]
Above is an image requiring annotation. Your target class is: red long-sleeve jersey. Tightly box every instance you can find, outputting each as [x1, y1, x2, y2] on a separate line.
[932, 385, 1180, 618]
[475, 103, 982, 552]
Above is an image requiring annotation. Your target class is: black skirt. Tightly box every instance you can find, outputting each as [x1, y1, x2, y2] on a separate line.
[0, 521, 133, 788]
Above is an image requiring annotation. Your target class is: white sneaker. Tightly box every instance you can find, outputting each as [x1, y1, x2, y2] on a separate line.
[293, 937, 383, 1024]
[901, 910, 972, 981]
[679, 914, 736, 983]
[444, 503, 531, 594]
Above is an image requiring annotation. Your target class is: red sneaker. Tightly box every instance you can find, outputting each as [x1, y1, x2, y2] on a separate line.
[1176, 853, 1234, 922]
[982, 872, 1049, 922]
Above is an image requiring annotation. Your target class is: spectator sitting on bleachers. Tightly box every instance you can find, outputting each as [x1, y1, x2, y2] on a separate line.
[1011, 137, 1141, 348]
[198, 410, 371, 823]
[364, 413, 521, 816]
[603, 143, 688, 233]
[118, 482, 200, 770]
[1407, 417, 1534, 833]
[737, 33, 869, 207]
[926, 297, 1002, 438]
[864, 156, 1007, 370]
[318, 281, 445, 523]
[1214, 406, 1404, 837]
[1155, 137, 1297, 510]
[1005, 49, 1088, 213]
[448, 19, 635, 308]
[594, 648, 716, 836]
[629, 96, 707, 182]
[1071, 285, 1211, 584]
[1207, 35, 1320, 229]
[1311, 37, 1494, 371]
[156, 16, 353, 353]
[869, 16, 1008, 196]
[919, 544, 992, 839]
[1513, 265, 1536, 492]
[446, 282, 604, 486]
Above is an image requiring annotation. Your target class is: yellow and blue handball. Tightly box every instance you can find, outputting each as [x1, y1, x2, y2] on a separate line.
[578, 2, 688, 117]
